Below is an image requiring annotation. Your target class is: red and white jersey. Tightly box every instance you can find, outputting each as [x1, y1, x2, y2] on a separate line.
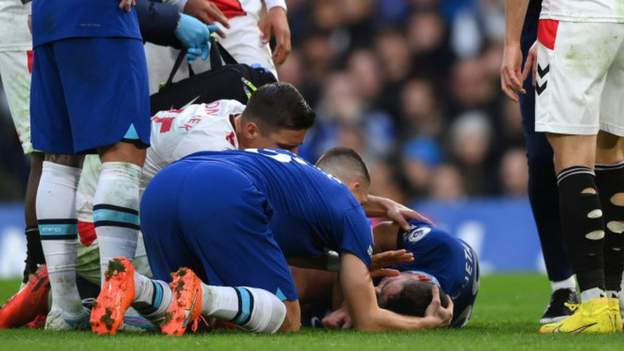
[541, 0, 624, 22]
[142, 99, 244, 190]
[0, 0, 31, 51]
[164, 0, 285, 19]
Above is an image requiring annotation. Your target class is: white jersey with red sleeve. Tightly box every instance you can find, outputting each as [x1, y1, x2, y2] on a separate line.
[541, 0, 624, 22]
[142, 99, 244, 191]
[162, 0, 286, 19]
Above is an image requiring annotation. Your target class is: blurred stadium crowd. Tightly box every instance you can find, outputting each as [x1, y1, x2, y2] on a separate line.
[0, 0, 527, 205]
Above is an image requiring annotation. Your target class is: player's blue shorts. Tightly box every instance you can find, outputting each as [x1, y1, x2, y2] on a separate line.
[30, 37, 150, 154]
[450, 240, 480, 328]
[140, 158, 297, 301]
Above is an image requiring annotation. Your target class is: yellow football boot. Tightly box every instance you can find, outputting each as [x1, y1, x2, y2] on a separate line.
[608, 297, 623, 332]
[539, 297, 617, 334]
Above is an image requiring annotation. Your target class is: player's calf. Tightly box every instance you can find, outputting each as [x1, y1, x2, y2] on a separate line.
[556, 166, 607, 301]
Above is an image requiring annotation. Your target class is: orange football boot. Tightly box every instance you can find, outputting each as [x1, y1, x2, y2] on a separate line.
[0, 266, 49, 329]
[160, 268, 203, 336]
[90, 257, 135, 335]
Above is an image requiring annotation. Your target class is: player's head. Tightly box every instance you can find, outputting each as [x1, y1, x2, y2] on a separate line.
[315, 147, 371, 204]
[237, 82, 315, 152]
[376, 272, 450, 317]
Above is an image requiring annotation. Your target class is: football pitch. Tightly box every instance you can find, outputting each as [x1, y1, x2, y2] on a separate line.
[0, 274, 623, 351]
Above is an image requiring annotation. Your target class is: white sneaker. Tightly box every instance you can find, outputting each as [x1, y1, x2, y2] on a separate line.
[45, 307, 90, 331]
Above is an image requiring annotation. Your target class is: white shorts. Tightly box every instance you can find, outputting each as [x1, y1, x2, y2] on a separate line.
[146, 14, 275, 94]
[535, 20, 624, 136]
[0, 50, 33, 153]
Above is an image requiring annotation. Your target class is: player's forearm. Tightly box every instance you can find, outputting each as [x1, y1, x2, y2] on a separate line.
[505, 0, 530, 45]
[352, 308, 438, 331]
[362, 195, 390, 218]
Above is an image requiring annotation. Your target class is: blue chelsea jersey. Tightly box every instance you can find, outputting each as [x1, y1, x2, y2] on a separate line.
[392, 220, 475, 298]
[181, 149, 374, 267]
[32, 0, 141, 47]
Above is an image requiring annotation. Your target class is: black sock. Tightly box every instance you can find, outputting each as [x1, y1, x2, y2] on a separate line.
[595, 161, 624, 292]
[22, 227, 45, 283]
[557, 166, 606, 292]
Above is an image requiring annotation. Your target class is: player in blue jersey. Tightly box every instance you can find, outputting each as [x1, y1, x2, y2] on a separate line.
[371, 220, 478, 328]
[91, 147, 453, 335]
[30, 0, 150, 330]
[297, 220, 478, 329]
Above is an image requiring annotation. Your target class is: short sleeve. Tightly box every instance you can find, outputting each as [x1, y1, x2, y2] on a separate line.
[340, 206, 373, 267]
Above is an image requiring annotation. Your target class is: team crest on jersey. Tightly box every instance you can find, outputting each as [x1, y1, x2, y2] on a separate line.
[404, 225, 432, 243]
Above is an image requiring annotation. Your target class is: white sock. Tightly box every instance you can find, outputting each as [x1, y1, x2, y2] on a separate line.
[606, 290, 621, 298]
[551, 275, 577, 292]
[93, 162, 141, 285]
[580, 287, 606, 302]
[201, 284, 286, 333]
[36, 161, 83, 315]
[132, 272, 171, 324]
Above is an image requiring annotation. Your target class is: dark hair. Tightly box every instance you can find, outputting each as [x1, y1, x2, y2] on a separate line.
[315, 147, 371, 184]
[381, 280, 450, 317]
[242, 82, 315, 132]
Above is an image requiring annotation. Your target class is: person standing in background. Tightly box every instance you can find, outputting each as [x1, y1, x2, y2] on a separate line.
[500, 0, 577, 325]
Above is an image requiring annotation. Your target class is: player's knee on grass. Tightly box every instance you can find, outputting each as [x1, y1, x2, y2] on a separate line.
[379, 280, 449, 318]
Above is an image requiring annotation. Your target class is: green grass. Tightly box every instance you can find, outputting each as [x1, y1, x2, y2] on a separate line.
[0, 274, 623, 350]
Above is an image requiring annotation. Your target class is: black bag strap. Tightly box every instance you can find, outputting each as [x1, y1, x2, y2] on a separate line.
[165, 51, 187, 87]
[209, 37, 238, 69]
[164, 39, 238, 89]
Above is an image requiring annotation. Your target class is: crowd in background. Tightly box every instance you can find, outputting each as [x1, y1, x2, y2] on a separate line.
[0, 0, 528, 206]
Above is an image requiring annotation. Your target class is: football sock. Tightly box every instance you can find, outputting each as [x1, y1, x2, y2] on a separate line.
[93, 162, 141, 285]
[557, 166, 606, 300]
[595, 162, 624, 293]
[22, 227, 45, 283]
[132, 272, 171, 324]
[36, 161, 84, 315]
[201, 284, 286, 333]
[550, 275, 577, 292]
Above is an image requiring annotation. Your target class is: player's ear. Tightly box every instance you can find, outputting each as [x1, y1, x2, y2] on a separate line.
[245, 121, 260, 139]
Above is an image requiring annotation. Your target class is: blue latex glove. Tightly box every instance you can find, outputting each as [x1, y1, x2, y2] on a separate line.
[175, 14, 219, 63]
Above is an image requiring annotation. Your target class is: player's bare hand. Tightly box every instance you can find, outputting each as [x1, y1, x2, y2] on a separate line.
[322, 307, 352, 329]
[424, 285, 453, 327]
[522, 41, 538, 87]
[500, 43, 526, 102]
[184, 0, 230, 31]
[366, 195, 432, 230]
[118, 0, 136, 12]
[371, 249, 414, 272]
[259, 7, 291, 65]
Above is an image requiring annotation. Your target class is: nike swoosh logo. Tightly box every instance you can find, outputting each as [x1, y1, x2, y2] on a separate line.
[553, 322, 597, 334]
[181, 96, 201, 110]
